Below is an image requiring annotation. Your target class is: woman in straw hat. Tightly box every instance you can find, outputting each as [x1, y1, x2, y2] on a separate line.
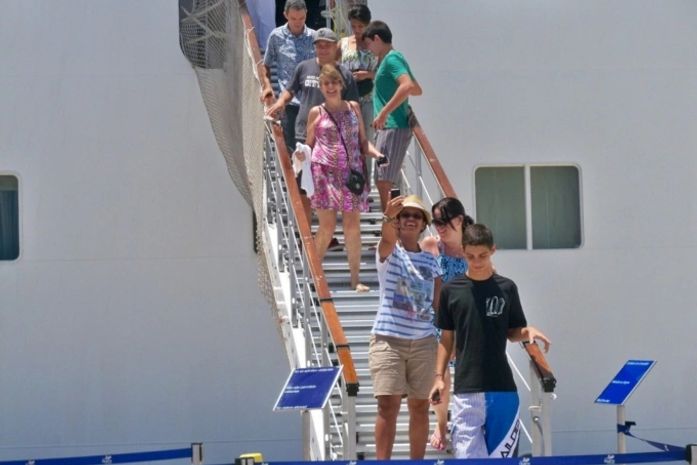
[369, 194, 443, 460]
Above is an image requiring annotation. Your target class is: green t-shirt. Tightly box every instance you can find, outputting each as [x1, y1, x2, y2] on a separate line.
[373, 50, 415, 129]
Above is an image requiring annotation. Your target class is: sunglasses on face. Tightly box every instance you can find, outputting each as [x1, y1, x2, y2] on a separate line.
[432, 218, 450, 227]
[399, 212, 424, 221]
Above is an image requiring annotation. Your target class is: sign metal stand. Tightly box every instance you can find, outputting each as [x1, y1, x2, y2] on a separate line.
[595, 360, 656, 453]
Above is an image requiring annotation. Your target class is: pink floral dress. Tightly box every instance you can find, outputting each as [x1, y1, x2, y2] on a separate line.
[310, 105, 369, 212]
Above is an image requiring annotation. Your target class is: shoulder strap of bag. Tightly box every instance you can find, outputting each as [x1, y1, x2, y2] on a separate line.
[322, 103, 351, 166]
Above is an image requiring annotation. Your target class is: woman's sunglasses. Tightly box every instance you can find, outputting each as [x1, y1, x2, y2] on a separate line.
[398, 212, 424, 221]
[432, 218, 451, 227]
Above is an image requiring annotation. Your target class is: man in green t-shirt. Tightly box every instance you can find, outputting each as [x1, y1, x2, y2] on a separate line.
[364, 20, 423, 211]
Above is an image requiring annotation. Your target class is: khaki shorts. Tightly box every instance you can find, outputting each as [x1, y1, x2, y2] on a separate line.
[368, 334, 437, 399]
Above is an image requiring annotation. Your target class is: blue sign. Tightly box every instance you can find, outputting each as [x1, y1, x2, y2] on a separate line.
[595, 360, 655, 405]
[274, 366, 342, 411]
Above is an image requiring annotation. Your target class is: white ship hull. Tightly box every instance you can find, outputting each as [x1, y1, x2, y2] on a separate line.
[1, 0, 695, 461]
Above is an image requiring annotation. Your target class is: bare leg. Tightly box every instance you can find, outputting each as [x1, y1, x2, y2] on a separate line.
[407, 397, 431, 459]
[314, 209, 337, 261]
[377, 180, 392, 212]
[431, 368, 451, 450]
[375, 395, 402, 460]
[342, 211, 367, 290]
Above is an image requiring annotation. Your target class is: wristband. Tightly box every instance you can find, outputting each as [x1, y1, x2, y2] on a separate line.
[382, 214, 395, 224]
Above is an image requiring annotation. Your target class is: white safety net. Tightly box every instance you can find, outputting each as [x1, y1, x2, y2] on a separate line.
[178, 0, 354, 302]
[179, 0, 269, 300]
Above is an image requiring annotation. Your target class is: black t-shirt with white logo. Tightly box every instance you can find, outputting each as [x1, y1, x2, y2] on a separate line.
[437, 274, 527, 393]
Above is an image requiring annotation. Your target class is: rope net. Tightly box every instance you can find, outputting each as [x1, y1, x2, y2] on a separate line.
[178, 0, 271, 303]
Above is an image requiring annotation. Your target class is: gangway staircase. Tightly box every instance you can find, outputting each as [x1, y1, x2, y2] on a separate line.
[181, 0, 557, 461]
[260, 114, 557, 460]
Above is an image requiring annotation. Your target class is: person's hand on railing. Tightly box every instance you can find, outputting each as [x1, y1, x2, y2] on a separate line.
[260, 86, 275, 105]
[522, 326, 551, 353]
[265, 100, 285, 119]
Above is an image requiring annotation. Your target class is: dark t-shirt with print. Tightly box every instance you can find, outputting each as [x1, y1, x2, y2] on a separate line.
[437, 273, 527, 393]
[286, 59, 359, 141]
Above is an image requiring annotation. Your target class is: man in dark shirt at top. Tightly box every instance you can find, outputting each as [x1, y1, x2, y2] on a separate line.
[266, 27, 359, 223]
[430, 223, 551, 459]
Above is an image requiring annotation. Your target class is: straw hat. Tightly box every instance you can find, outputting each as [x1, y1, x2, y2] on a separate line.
[401, 195, 431, 224]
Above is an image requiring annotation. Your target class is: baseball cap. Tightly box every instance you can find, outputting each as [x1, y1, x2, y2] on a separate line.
[314, 28, 338, 43]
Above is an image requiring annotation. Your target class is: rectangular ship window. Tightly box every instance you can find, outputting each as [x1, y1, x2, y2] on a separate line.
[531, 166, 581, 249]
[0, 175, 19, 260]
[474, 167, 527, 249]
[475, 165, 582, 250]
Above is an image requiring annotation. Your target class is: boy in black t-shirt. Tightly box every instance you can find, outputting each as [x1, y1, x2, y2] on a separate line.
[429, 224, 551, 458]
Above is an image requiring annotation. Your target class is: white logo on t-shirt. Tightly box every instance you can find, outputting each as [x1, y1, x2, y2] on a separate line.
[485, 296, 505, 317]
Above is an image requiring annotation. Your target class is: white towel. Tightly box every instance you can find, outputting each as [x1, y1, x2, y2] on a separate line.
[293, 142, 314, 197]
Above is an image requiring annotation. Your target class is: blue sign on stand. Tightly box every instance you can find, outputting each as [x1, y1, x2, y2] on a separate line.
[595, 360, 655, 405]
[274, 366, 342, 411]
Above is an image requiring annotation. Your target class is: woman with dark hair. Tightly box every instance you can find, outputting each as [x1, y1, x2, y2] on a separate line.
[337, 4, 378, 175]
[421, 196, 474, 451]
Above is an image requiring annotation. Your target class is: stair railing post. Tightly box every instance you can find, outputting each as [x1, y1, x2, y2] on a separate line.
[288, 233, 300, 328]
[322, 394, 331, 459]
[529, 359, 543, 456]
[303, 276, 312, 366]
[414, 140, 424, 200]
[528, 357, 553, 456]
[541, 388, 553, 456]
[320, 317, 331, 458]
[344, 391, 357, 459]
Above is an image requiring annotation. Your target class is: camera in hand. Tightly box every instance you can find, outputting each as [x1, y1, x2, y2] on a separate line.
[376, 155, 389, 166]
[390, 187, 401, 198]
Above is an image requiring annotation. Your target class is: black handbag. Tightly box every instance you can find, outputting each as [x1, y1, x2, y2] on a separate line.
[322, 105, 366, 196]
[345, 169, 365, 196]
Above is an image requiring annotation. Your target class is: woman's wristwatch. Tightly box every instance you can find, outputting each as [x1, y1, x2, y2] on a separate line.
[382, 214, 395, 224]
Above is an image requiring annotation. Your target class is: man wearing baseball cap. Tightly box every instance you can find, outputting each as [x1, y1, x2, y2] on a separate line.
[267, 28, 359, 144]
[266, 27, 359, 224]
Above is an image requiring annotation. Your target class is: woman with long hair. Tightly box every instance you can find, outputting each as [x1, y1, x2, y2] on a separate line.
[337, 4, 378, 141]
[421, 197, 474, 451]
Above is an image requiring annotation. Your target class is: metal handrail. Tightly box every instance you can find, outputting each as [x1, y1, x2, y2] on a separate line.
[408, 126, 556, 391]
[402, 119, 557, 454]
[237, 1, 358, 459]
